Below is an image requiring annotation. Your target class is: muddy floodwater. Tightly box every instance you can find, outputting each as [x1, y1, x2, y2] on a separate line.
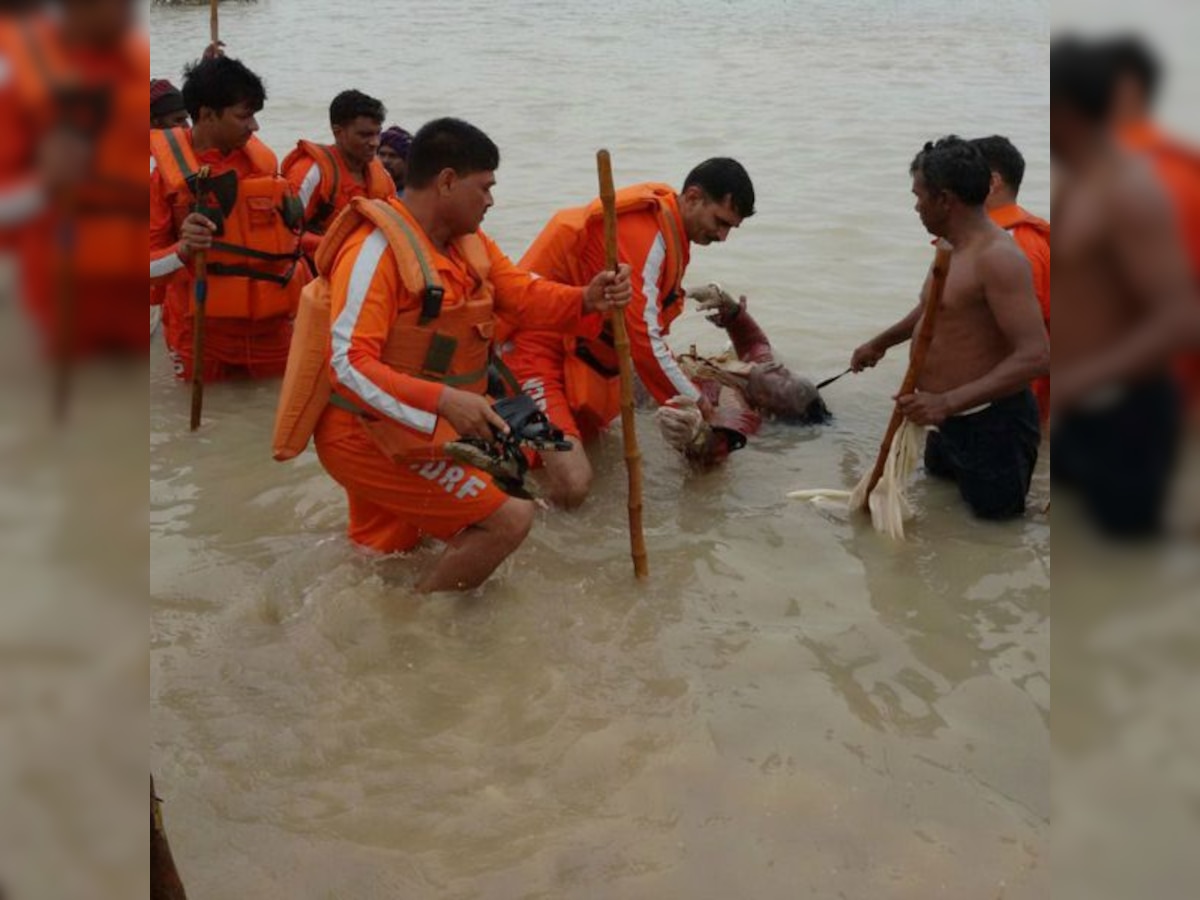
[151, 1, 1051, 896]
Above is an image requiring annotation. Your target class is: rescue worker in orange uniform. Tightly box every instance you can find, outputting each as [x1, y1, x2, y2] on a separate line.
[971, 136, 1052, 424]
[1106, 35, 1200, 416]
[501, 158, 757, 508]
[150, 54, 305, 381]
[274, 118, 631, 593]
[0, 0, 150, 359]
[150, 79, 188, 321]
[283, 89, 395, 263]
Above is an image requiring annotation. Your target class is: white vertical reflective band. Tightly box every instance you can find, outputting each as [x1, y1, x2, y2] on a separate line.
[641, 232, 700, 400]
[298, 163, 322, 211]
[0, 180, 44, 226]
[150, 251, 185, 279]
[331, 228, 439, 434]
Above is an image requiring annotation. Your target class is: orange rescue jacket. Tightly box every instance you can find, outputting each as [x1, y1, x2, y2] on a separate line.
[990, 204, 1051, 422]
[517, 183, 689, 429]
[1120, 122, 1200, 410]
[149, 127, 305, 320]
[0, 15, 149, 278]
[282, 140, 395, 233]
[273, 197, 494, 462]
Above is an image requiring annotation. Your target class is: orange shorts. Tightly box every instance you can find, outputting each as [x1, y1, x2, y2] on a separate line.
[314, 406, 510, 553]
[162, 293, 293, 382]
[503, 330, 583, 441]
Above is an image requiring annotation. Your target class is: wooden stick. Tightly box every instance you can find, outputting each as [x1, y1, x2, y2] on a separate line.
[52, 211, 75, 422]
[862, 244, 952, 504]
[151, 775, 189, 900]
[596, 149, 648, 579]
[210, 0, 219, 46]
[189, 166, 211, 432]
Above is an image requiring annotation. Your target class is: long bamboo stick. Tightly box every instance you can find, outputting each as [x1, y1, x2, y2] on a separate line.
[189, 166, 211, 431]
[596, 150, 648, 579]
[210, 0, 219, 46]
[862, 244, 953, 504]
[151, 775, 189, 900]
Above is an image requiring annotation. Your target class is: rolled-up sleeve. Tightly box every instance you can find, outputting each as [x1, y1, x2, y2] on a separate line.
[485, 233, 584, 333]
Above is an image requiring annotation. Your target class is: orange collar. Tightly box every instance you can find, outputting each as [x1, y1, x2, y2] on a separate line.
[1119, 119, 1165, 153]
[989, 203, 1040, 231]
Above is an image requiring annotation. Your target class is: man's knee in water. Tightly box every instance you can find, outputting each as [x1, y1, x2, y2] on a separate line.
[482, 497, 536, 550]
[554, 464, 592, 510]
[960, 478, 1028, 521]
[923, 432, 956, 481]
[1087, 487, 1166, 541]
[546, 444, 592, 510]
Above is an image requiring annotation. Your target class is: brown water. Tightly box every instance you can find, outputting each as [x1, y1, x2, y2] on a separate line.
[150, 1, 1051, 896]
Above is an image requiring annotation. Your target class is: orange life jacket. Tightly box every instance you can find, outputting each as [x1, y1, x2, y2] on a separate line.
[556, 184, 688, 431]
[150, 127, 305, 320]
[273, 197, 494, 462]
[990, 205, 1051, 424]
[1120, 121, 1200, 250]
[0, 15, 149, 279]
[991, 205, 1051, 241]
[282, 140, 396, 232]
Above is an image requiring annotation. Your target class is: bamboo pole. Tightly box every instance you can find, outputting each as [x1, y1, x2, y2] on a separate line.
[596, 150, 648, 579]
[189, 166, 211, 431]
[210, 0, 219, 47]
[151, 776, 189, 900]
[52, 208, 75, 422]
[862, 244, 952, 504]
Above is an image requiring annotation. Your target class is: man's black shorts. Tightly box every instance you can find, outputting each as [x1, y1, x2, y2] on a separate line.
[924, 388, 1041, 520]
[1052, 376, 1181, 539]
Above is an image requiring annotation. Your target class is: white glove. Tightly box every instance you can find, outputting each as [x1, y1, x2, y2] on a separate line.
[655, 395, 707, 453]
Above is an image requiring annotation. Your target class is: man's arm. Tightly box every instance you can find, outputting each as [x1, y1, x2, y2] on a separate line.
[489, 234, 631, 330]
[487, 235, 585, 332]
[725, 302, 774, 364]
[623, 230, 703, 406]
[1055, 171, 1199, 408]
[283, 154, 326, 257]
[149, 164, 189, 284]
[689, 287, 775, 364]
[328, 227, 453, 431]
[900, 243, 1049, 424]
[0, 72, 45, 232]
[850, 268, 933, 371]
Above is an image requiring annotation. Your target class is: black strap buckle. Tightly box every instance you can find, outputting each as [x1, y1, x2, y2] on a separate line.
[420, 285, 445, 324]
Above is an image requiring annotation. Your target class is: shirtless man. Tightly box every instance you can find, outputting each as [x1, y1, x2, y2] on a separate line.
[1050, 38, 1199, 538]
[850, 136, 1050, 520]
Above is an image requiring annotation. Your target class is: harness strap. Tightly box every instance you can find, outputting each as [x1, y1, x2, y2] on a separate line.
[370, 200, 445, 323]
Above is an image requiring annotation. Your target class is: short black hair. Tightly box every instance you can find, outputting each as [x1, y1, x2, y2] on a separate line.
[1051, 36, 1118, 123]
[405, 118, 500, 190]
[180, 55, 266, 121]
[329, 89, 386, 128]
[970, 135, 1026, 195]
[683, 158, 756, 218]
[909, 136, 990, 206]
[1103, 34, 1162, 105]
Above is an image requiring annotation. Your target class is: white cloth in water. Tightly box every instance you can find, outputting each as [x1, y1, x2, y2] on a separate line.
[788, 419, 927, 540]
